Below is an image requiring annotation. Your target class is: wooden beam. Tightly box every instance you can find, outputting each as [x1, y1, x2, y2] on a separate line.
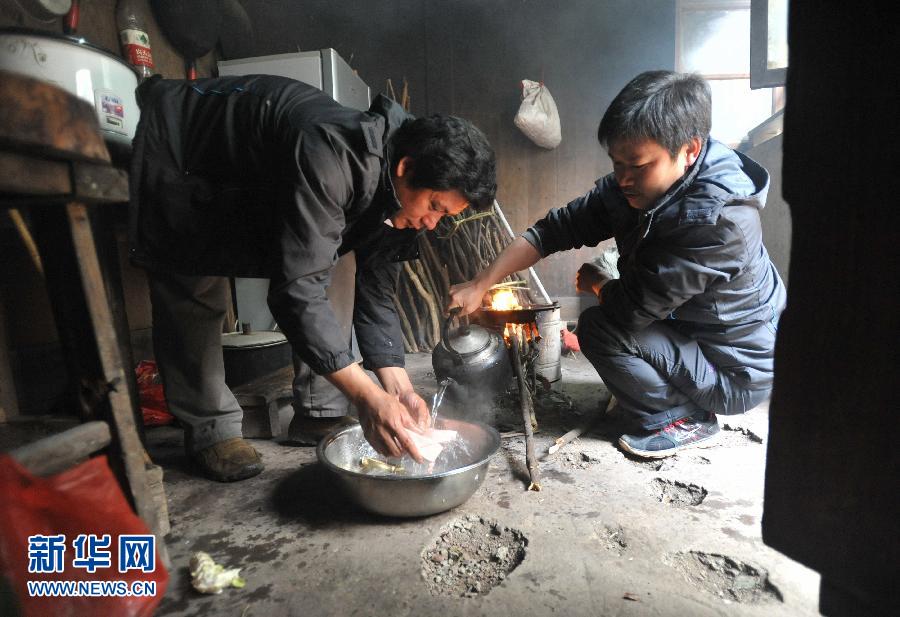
[8, 421, 111, 476]
[0, 151, 70, 196]
[72, 161, 129, 203]
[0, 294, 18, 423]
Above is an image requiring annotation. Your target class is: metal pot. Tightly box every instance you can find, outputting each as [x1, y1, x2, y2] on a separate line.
[221, 330, 292, 387]
[431, 310, 512, 403]
[317, 418, 500, 517]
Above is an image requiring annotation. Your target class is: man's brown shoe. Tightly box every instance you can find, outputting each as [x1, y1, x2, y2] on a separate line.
[285, 416, 358, 446]
[190, 437, 264, 482]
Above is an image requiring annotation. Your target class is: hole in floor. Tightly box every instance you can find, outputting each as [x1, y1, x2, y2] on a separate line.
[651, 478, 708, 506]
[597, 523, 628, 556]
[554, 449, 606, 470]
[625, 452, 713, 471]
[667, 550, 783, 604]
[631, 456, 677, 471]
[720, 423, 765, 444]
[421, 514, 527, 598]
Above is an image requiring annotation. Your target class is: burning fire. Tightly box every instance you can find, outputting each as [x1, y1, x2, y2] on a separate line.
[490, 289, 522, 311]
[490, 289, 541, 347]
[503, 322, 542, 346]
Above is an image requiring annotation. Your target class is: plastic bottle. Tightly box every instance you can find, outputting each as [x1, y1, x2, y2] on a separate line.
[116, 0, 155, 81]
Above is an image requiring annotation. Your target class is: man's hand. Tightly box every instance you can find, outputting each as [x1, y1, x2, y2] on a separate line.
[326, 364, 426, 461]
[374, 366, 429, 430]
[576, 262, 609, 296]
[356, 390, 426, 463]
[399, 391, 430, 428]
[447, 278, 491, 316]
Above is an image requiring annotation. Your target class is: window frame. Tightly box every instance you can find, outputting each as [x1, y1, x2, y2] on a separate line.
[749, 0, 788, 88]
[676, 0, 782, 146]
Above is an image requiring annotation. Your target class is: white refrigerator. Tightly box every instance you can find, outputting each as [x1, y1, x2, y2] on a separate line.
[217, 48, 371, 332]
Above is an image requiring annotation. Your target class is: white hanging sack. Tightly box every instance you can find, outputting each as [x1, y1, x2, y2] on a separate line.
[514, 79, 562, 149]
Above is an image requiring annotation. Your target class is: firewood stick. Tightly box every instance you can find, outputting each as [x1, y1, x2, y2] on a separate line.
[414, 258, 443, 344]
[511, 331, 541, 492]
[404, 261, 440, 345]
[399, 275, 424, 350]
[439, 263, 451, 301]
[411, 267, 435, 336]
[445, 240, 467, 283]
[489, 280, 528, 290]
[475, 213, 484, 252]
[450, 234, 473, 280]
[393, 293, 417, 353]
[421, 237, 449, 299]
[453, 220, 481, 274]
[525, 327, 539, 431]
[491, 224, 507, 256]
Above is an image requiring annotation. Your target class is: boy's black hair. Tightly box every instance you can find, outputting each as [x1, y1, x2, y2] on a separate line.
[597, 71, 712, 157]
[391, 115, 497, 210]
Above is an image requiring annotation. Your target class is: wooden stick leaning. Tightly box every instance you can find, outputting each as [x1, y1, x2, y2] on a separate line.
[399, 275, 424, 351]
[510, 329, 541, 492]
[393, 292, 417, 353]
[403, 261, 440, 346]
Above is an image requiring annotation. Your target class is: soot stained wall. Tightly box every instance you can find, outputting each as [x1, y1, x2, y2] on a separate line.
[241, 0, 677, 298]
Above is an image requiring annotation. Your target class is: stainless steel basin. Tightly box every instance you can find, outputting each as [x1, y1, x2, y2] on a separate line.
[316, 418, 500, 517]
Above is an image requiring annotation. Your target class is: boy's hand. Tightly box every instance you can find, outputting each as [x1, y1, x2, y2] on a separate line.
[576, 263, 609, 296]
[448, 279, 491, 316]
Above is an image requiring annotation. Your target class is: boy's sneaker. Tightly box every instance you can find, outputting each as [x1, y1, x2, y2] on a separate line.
[618, 412, 720, 459]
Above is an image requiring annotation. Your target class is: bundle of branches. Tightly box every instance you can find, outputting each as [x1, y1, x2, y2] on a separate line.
[393, 208, 531, 352]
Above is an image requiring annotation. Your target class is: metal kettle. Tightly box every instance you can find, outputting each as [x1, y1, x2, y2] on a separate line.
[432, 310, 512, 400]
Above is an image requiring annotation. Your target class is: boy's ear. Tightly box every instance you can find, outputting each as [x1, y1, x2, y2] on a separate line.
[684, 137, 703, 167]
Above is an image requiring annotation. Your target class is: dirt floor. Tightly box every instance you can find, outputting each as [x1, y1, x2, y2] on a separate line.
[134, 351, 822, 617]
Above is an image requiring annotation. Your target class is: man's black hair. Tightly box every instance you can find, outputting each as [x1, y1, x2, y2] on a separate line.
[597, 71, 712, 157]
[391, 115, 497, 210]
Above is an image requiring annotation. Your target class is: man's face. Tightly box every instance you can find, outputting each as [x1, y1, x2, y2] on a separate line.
[390, 157, 469, 230]
[608, 137, 701, 210]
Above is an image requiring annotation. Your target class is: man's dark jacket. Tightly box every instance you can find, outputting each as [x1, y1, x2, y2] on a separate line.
[129, 74, 418, 375]
[523, 139, 787, 389]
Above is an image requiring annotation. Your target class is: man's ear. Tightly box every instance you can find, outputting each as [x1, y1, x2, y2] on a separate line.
[684, 137, 703, 167]
[394, 156, 413, 178]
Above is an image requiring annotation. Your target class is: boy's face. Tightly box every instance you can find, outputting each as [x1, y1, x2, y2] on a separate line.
[390, 156, 469, 230]
[608, 137, 701, 210]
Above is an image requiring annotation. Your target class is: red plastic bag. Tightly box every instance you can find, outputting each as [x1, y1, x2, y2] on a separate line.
[0, 455, 168, 616]
[135, 360, 174, 426]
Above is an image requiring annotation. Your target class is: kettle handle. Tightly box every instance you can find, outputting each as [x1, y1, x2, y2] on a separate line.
[442, 308, 470, 364]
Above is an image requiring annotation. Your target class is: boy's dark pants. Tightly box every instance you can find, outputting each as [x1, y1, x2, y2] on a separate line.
[577, 306, 774, 431]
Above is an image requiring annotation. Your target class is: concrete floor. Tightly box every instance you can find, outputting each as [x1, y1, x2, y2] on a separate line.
[148, 352, 821, 617]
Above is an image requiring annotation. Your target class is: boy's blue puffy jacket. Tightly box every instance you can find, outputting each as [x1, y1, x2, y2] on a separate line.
[523, 139, 787, 389]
